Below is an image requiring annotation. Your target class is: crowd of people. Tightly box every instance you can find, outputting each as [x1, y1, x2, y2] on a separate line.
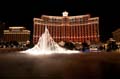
[63, 40, 119, 52]
[0, 39, 119, 52]
[0, 40, 32, 49]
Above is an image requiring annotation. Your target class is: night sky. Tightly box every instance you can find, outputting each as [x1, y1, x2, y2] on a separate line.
[0, 0, 120, 42]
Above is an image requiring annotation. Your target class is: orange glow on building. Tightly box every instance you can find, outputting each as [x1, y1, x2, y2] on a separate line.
[3, 26, 31, 43]
[33, 11, 99, 44]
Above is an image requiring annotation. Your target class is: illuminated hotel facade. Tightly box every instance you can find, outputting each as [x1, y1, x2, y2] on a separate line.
[3, 26, 30, 43]
[33, 11, 99, 44]
[112, 28, 120, 42]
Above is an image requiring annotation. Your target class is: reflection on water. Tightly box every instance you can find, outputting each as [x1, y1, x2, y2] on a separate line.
[0, 52, 120, 79]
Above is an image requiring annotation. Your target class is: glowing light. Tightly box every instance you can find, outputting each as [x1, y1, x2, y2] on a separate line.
[62, 11, 68, 17]
[20, 27, 80, 55]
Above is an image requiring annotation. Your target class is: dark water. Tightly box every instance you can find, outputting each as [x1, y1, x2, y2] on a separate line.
[0, 51, 120, 79]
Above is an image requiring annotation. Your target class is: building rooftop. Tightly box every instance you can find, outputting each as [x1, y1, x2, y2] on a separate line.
[9, 27, 25, 30]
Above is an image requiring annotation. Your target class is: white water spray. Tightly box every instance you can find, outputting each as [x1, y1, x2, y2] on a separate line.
[20, 27, 80, 55]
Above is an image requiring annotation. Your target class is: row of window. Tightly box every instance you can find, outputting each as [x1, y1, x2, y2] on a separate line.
[34, 18, 99, 24]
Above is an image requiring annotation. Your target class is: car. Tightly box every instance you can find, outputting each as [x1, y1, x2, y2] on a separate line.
[89, 44, 101, 52]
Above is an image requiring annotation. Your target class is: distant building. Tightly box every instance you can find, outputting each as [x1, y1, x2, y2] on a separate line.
[112, 28, 120, 42]
[3, 26, 31, 43]
[33, 11, 99, 44]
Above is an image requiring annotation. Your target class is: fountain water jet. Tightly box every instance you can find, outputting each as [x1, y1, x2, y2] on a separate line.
[20, 27, 80, 55]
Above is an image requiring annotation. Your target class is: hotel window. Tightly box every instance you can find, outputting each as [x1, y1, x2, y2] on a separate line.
[80, 18, 83, 23]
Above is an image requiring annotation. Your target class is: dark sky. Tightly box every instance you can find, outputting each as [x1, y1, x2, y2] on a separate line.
[0, 0, 120, 42]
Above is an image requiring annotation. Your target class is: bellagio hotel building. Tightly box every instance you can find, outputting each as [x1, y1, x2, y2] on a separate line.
[33, 11, 99, 44]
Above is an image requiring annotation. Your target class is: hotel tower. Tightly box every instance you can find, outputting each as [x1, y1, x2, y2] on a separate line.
[33, 11, 99, 44]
